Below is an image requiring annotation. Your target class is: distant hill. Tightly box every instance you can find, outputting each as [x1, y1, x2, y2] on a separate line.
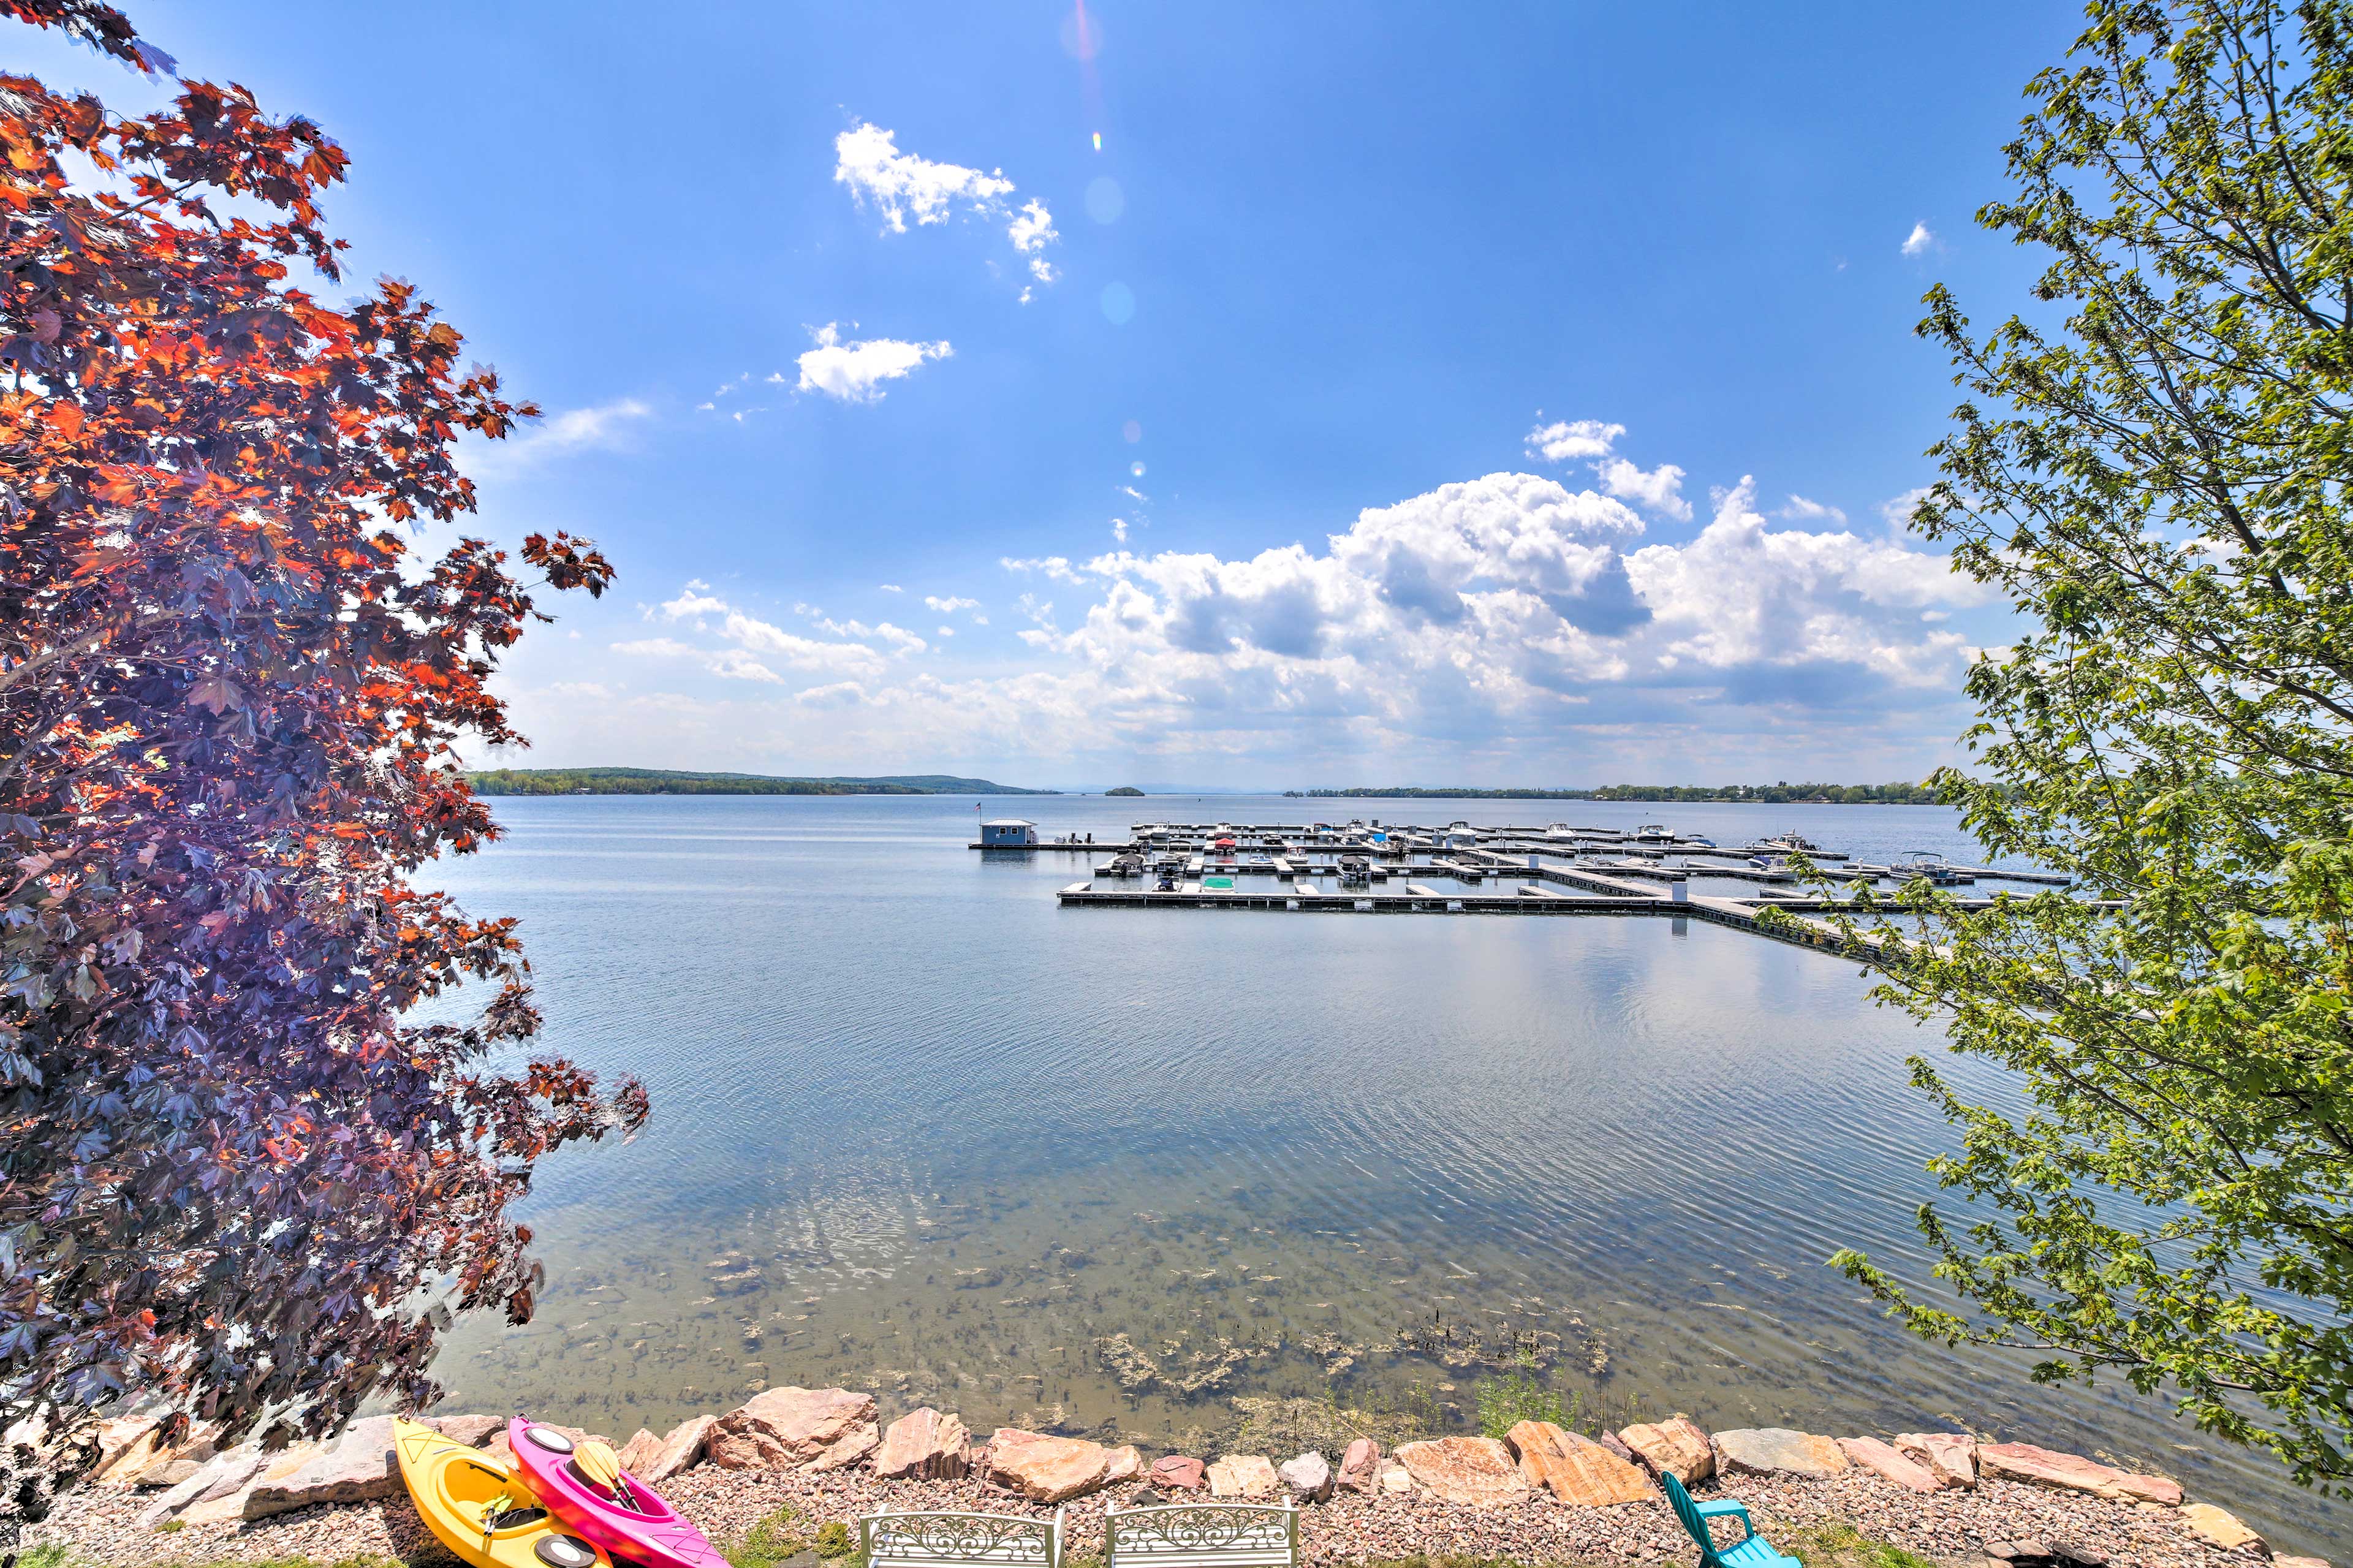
[1104, 786, 1146, 797]
[468, 767, 1056, 797]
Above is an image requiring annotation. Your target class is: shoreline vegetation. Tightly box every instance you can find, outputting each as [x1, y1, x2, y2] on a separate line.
[1293, 783, 1941, 805]
[466, 767, 1059, 797]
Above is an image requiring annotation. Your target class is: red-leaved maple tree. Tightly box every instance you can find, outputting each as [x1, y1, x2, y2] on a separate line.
[0, 0, 647, 1459]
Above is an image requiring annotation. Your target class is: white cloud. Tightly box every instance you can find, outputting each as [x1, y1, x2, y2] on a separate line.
[576, 434, 2006, 776]
[1901, 221, 1936, 257]
[1525, 418, 1623, 462]
[1596, 456, 1691, 520]
[879, 583, 904, 593]
[795, 324, 952, 403]
[1878, 485, 1933, 534]
[833, 121, 1014, 232]
[462, 397, 651, 479]
[1779, 494, 1848, 526]
[1007, 199, 1059, 283]
[925, 595, 982, 615]
[1112, 518, 1129, 543]
[834, 121, 1059, 290]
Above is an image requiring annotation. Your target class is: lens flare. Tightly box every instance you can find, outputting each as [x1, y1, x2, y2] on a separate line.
[1092, 132, 1102, 152]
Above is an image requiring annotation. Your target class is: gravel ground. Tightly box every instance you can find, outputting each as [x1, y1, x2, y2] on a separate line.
[31, 1461, 2261, 1568]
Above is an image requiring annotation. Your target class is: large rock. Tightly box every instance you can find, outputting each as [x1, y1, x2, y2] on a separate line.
[1336, 1438, 1382, 1494]
[875, 1409, 971, 1480]
[639, 1414, 716, 1485]
[1393, 1437, 1531, 1508]
[176, 1441, 319, 1526]
[2179, 1503, 2265, 1553]
[137, 1447, 267, 1528]
[1377, 1457, 1414, 1494]
[983, 1429, 1115, 1502]
[88, 1414, 165, 1487]
[1893, 1432, 1977, 1490]
[244, 1415, 415, 1519]
[1107, 1445, 1144, 1485]
[1151, 1455, 1206, 1492]
[1619, 1416, 1714, 1484]
[1279, 1451, 1332, 1503]
[710, 1388, 879, 1472]
[435, 1413, 505, 1449]
[1977, 1442, 2181, 1506]
[1207, 1453, 1279, 1499]
[1836, 1437, 1940, 1495]
[1505, 1421, 1653, 1506]
[616, 1428, 663, 1476]
[1713, 1428, 1849, 1482]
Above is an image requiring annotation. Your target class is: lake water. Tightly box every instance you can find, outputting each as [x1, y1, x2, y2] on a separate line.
[423, 794, 2336, 1554]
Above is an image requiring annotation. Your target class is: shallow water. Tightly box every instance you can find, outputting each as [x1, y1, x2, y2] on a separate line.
[423, 795, 2338, 1553]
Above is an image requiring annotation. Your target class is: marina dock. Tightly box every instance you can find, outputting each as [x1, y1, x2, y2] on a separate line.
[995, 816, 2072, 962]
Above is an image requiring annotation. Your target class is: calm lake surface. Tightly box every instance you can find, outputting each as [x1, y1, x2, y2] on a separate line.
[423, 794, 2336, 1554]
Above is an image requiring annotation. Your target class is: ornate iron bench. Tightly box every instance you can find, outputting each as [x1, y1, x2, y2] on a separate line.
[857, 1507, 1067, 1568]
[1103, 1499, 1300, 1568]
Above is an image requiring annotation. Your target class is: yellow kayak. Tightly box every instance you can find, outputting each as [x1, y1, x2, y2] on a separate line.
[393, 1418, 615, 1568]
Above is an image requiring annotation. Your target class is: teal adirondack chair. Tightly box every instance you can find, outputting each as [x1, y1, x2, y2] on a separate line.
[1659, 1471, 1802, 1568]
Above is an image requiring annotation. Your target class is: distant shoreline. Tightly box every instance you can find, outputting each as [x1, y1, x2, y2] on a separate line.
[1293, 782, 1941, 805]
[466, 767, 1057, 797]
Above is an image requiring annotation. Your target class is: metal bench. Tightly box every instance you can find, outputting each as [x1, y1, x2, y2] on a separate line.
[858, 1507, 1066, 1568]
[1103, 1500, 1298, 1568]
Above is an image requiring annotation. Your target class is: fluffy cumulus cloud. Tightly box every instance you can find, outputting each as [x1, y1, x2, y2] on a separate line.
[1902, 221, 1936, 257]
[795, 324, 952, 403]
[833, 121, 1059, 290]
[578, 426, 2002, 775]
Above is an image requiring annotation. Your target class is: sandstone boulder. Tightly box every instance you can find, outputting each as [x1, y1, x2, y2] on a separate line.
[1207, 1454, 1279, 1499]
[1336, 1438, 1382, 1494]
[1151, 1455, 1207, 1492]
[876, 1409, 971, 1480]
[985, 1430, 1115, 1502]
[1619, 1416, 1715, 1484]
[1893, 1432, 1977, 1490]
[1393, 1437, 1531, 1508]
[88, 1417, 165, 1487]
[435, 1413, 505, 1449]
[2275, 1556, 2327, 1568]
[1377, 1457, 1414, 1495]
[1836, 1436, 1941, 1494]
[1279, 1451, 1332, 1503]
[2180, 1503, 2265, 1554]
[616, 1428, 663, 1476]
[710, 1388, 879, 1472]
[1107, 1445, 1143, 1485]
[1976, 1442, 2180, 1506]
[243, 1414, 422, 1519]
[640, 1414, 716, 1485]
[1505, 1420, 1653, 1506]
[137, 1447, 268, 1529]
[1713, 1428, 1849, 1482]
[180, 1442, 319, 1526]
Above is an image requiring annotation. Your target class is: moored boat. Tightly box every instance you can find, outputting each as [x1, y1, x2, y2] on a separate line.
[393, 1418, 613, 1568]
[506, 1418, 730, 1568]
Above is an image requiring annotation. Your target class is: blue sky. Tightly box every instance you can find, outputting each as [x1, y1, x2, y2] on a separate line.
[26, 2, 2078, 789]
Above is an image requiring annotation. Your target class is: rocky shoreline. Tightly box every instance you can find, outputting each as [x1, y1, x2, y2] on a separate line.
[34, 1390, 2314, 1568]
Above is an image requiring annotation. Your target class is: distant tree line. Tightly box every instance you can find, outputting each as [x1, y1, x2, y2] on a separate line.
[466, 767, 1052, 797]
[1298, 781, 1941, 804]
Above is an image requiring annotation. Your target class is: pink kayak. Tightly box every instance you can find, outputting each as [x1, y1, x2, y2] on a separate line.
[505, 1418, 729, 1568]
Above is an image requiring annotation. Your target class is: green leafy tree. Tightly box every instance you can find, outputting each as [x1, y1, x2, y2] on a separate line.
[1829, 0, 2353, 1489]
